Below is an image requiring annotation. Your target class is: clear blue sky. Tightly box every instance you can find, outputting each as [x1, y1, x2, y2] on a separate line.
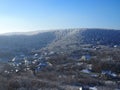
[0, 0, 120, 33]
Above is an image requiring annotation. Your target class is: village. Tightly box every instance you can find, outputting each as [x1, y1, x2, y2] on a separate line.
[0, 45, 119, 90]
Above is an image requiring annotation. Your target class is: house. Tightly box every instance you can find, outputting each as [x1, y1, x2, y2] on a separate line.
[34, 53, 38, 57]
[46, 62, 53, 67]
[86, 64, 92, 70]
[35, 62, 48, 72]
[81, 69, 91, 74]
[33, 53, 39, 59]
[4, 70, 10, 74]
[12, 57, 16, 62]
[32, 59, 38, 64]
[24, 59, 29, 67]
[48, 51, 55, 55]
[114, 45, 118, 48]
[89, 86, 97, 90]
[102, 71, 117, 77]
[80, 54, 91, 61]
[91, 74, 99, 78]
[101, 70, 117, 79]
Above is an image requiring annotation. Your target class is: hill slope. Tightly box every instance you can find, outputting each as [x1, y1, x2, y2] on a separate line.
[46, 28, 120, 52]
[0, 31, 55, 61]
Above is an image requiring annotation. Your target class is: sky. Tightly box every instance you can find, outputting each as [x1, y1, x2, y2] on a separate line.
[0, 0, 120, 33]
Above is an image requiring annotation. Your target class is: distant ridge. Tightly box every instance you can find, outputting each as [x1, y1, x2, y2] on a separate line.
[0, 30, 54, 36]
[1, 28, 118, 36]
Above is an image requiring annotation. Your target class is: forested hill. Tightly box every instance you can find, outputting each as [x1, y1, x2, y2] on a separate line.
[0, 28, 120, 61]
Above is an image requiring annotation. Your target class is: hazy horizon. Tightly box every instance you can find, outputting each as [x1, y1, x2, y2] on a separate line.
[0, 0, 120, 34]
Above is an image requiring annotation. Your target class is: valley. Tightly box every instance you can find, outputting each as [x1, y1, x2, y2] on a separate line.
[0, 28, 120, 90]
